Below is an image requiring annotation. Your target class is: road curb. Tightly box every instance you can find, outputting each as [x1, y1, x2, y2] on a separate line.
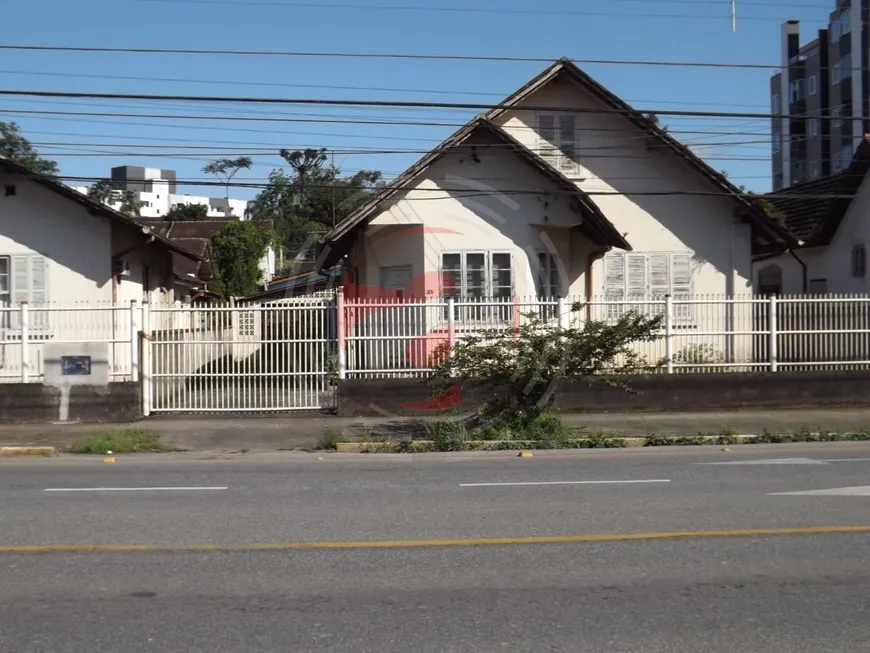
[0, 446, 56, 457]
[334, 435, 762, 453]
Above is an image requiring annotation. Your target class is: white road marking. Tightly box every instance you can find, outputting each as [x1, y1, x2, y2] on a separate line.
[43, 487, 228, 492]
[459, 480, 671, 487]
[698, 458, 829, 465]
[820, 458, 870, 463]
[769, 486, 870, 496]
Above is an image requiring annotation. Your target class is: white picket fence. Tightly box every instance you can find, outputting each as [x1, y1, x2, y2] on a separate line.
[3, 294, 870, 412]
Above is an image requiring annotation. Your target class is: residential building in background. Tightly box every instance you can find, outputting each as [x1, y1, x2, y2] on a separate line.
[771, 2, 864, 190]
[74, 166, 252, 219]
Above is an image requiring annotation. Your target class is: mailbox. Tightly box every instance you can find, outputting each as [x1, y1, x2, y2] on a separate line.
[44, 343, 110, 387]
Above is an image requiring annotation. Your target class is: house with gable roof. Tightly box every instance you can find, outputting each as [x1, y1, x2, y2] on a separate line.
[318, 58, 791, 304]
[315, 58, 794, 368]
[754, 135, 870, 296]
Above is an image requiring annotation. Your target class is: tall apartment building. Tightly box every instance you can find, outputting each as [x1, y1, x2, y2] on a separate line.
[76, 166, 251, 219]
[771, 1, 865, 190]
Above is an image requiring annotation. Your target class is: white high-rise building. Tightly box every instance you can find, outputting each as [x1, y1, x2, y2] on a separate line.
[73, 165, 252, 219]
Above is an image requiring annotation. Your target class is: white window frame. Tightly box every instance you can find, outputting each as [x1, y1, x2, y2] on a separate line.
[772, 132, 781, 153]
[808, 75, 818, 95]
[771, 94, 780, 114]
[809, 118, 819, 137]
[5, 254, 49, 330]
[534, 251, 560, 322]
[535, 251, 560, 299]
[833, 63, 840, 84]
[832, 107, 843, 128]
[440, 251, 514, 323]
[603, 252, 694, 324]
[536, 113, 581, 176]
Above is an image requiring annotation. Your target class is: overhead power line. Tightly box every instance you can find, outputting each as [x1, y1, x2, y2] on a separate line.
[131, 0, 821, 22]
[0, 68, 772, 108]
[13, 172, 859, 201]
[2, 109, 772, 140]
[0, 45, 796, 71]
[0, 87, 849, 121]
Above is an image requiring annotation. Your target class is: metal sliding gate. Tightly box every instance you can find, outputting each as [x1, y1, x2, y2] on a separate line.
[143, 299, 338, 413]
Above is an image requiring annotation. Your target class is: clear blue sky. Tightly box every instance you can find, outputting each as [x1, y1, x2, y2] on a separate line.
[3, 0, 832, 199]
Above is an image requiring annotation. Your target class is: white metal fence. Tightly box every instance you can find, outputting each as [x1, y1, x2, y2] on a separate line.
[338, 294, 870, 377]
[4, 294, 870, 413]
[0, 302, 137, 383]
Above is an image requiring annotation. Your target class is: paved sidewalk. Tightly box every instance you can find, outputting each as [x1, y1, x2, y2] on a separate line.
[1, 407, 869, 453]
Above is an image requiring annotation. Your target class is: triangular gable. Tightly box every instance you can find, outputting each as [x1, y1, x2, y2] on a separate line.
[318, 115, 629, 268]
[485, 57, 797, 250]
[762, 135, 870, 251]
[0, 157, 201, 262]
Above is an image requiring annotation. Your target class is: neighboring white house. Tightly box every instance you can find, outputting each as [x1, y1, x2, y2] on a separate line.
[0, 157, 204, 381]
[1, 157, 200, 308]
[72, 166, 252, 219]
[753, 135, 870, 295]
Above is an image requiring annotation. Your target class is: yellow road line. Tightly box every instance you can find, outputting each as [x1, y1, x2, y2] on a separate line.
[3, 525, 870, 554]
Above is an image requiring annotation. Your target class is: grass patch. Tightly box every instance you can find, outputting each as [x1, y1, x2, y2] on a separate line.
[315, 426, 346, 451]
[66, 429, 177, 454]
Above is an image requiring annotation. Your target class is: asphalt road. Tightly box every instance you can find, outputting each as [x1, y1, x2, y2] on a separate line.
[3, 443, 870, 652]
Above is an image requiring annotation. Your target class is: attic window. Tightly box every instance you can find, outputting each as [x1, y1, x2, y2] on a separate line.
[851, 243, 866, 278]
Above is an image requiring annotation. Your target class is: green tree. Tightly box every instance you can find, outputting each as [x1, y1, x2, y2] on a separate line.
[644, 113, 669, 133]
[248, 148, 382, 259]
[0, 121, 59, 175]
[202, 156, 253, 213]
[166, 203, 209, 221]
[430, 305, 662, 429]
[87, 180, 142, 217]
[210, 220, 267, 297]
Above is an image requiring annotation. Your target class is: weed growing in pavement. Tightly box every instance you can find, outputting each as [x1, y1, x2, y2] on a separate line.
[315, 426, 346, 451]
[66, 429, 179, 454]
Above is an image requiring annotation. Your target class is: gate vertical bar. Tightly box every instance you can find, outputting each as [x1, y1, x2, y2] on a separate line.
[141, 302, 152, 416]
[768, 294, 778, 372]
[664, 294, 674, 374]
[20, 302, 29, 382]
[336, 291, 347, 380]
[129, 300, 140, 383]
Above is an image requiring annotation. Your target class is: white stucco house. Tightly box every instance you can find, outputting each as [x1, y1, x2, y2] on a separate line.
[315, 58, 793, 369]
[754, 135, 870, 296]
[0, 157, 200, 309]
[319, 58, 791, 302]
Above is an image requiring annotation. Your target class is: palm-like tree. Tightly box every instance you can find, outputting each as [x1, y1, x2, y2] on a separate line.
[202, 156, 253, 216]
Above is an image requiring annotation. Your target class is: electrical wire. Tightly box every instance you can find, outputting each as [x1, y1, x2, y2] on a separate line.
[97, 0, 837, 24]
[0, 45, 811, 71]
[10, 172, 858, 201]
[0, 88, 854, 121]
[0, 68, 773, 108]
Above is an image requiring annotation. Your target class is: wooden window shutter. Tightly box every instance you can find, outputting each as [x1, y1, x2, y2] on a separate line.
[11, 255, 29, 305]
[626, 254, 648, 298]
[670, 254, 692, 321]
